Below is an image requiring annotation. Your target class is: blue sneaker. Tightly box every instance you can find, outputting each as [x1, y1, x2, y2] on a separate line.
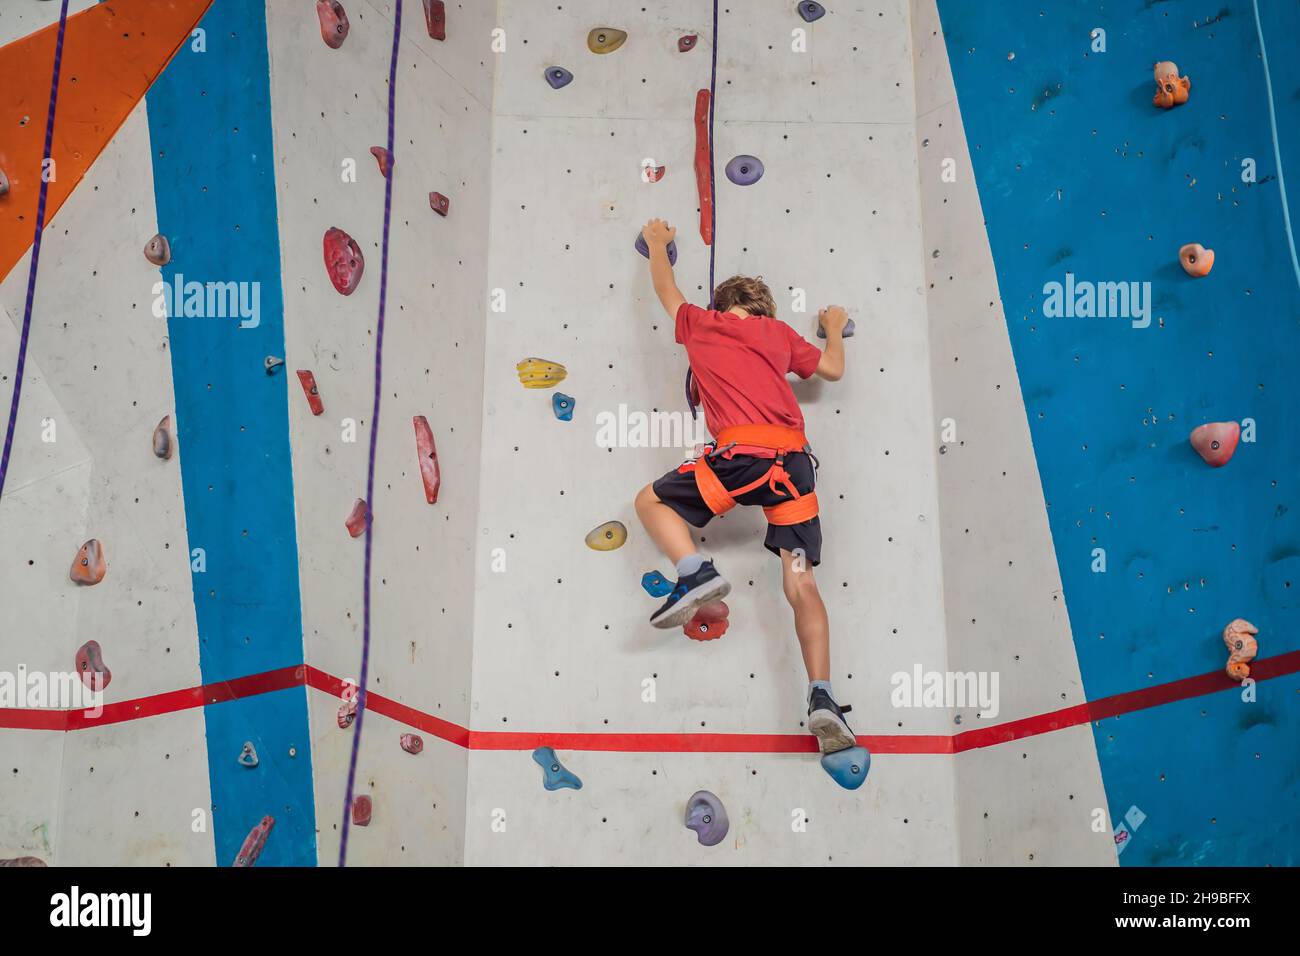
[649, 560, 731, 629]
[808, 687, 856, 753]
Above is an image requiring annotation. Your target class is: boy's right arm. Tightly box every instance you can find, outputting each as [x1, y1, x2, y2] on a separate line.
[815, 306, 848, 381]
[642, 218, 686, 319]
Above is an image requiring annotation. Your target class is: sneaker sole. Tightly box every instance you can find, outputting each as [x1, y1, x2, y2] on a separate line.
[809, 711, 857, 754]
[650, 576, 732, 630]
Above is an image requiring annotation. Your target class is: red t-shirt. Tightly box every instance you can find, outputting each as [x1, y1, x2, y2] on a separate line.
[676, 302, 822, 458]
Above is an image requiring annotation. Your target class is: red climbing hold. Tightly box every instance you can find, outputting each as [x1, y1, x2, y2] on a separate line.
[429, 191, 450, 217]
[400, 733, 424, 754]
[153, 415, 173, 460]
[323, 227, 364, 295]
[0, 856, 46, 867]
[337, 696, 357, 729]
[346, 499, 369, 537]
[685, 601, 729, 641]
[75, 640, 111, 692]
[694, 601, 729, 622]
[370, 147, 394, 178]
[143, 233, 171, 267]
[678, 34, 698, 53]
[233, 815, 274, 867]
[70, 539, 106, 586]
[423, 0, 446, 40]
[645, 163, 666, 183]
[1223, 618, 1258, 681]
[693, 89, 714, 246]
[413, 415, 441, 504]
[316, 1, 349, 49]
[296, 370, 324, 416]
[352, 795, 372, 827]
[1189, 421, 1239, 467]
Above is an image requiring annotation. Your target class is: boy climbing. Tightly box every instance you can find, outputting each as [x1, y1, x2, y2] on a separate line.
[633, 218, 855, 755]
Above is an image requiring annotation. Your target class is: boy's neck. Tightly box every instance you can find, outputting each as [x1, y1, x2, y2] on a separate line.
[724, 307, 750, 318]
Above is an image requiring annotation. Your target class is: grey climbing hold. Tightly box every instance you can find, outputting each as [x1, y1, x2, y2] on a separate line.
[635, 231, 677, 266]
[532, 746, 582, 791]
[685, 790, 729, 846]
[239, 741, 259, 768]
[545, 66, 574, 90]
[152, 415, 173, 460]
[0, 167, 10, 198]
[817, 317, 855, 338]
[797, 1, 827, 23]
[143, 233, 171, 266]
[264, 356, 285, 374]
[724, 155, 764, 186]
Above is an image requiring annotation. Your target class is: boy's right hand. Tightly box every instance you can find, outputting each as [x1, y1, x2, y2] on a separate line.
[819, 305, 849, 336]
[642, 218, 676, 248]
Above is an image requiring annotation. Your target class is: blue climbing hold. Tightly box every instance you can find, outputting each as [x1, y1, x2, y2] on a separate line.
[685, 790, 729, 846]
[798, 1, 826, 23]
[641, 570, 674, 597]
[820, 745, 870, 790]
[545, 66, 574, 90]
[724, 154, 764, 186]
[552, 392, 575, 421]
[635, 231, 677, 266]
[817, 317, 856, 338]
[533, 746, 582, 791]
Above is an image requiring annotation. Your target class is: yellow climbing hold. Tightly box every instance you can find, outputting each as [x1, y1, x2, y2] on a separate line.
[516, 357, 568, 389]
[587, 27, 627, 54]
[585, 520, 627, 551]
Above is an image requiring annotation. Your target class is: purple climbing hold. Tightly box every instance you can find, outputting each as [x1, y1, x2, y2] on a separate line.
[724, 155, 764, 186]
[797, 1, 827, 23]
[685, 790, 729, 846]
[635, 231, 677, 266]
[817, 317, 855, 338]
[545, 66, 574, 90]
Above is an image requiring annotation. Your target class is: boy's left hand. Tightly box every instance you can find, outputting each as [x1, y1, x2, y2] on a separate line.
[642, 218, 676, 248]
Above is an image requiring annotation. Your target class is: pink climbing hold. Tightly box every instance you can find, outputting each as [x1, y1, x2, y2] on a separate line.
[0, 856, 47, 867]
[75, 640, 111, 692]
[337, 696, 358, 729]
[1189, 421, 1239, 467]
[346, 498, 369, 537]
[316, 1, 349, 49]
[678, 34, 698, 53]
[1223, 618, 1258, 681]
[323, 227, 364, 295]
[70, 539, 106, 586]
[233, 816, 274, 867]
[143, 233, 171, 266]
[423, 0, 446, 40]
[413, 415, 441, 504]
[645, 164, 666, 183]
[370, 146, 393, 178]
[429, 191, 450, 217]
[400, 733, 424, 754]
[296, 370, 324, 416]
[352, 795, 373, 827]
[153, 415, 173, 460]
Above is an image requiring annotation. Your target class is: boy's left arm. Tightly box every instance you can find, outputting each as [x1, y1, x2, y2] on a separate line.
[642, 218, 686, 319]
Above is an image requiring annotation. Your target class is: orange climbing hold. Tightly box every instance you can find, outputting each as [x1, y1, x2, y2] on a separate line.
[317, 1, 349, 49]
[346, 499, 369, 537]
[143, 234, 171, 267]
[153, 415, 173, 460]
[70, 539, 106, 585]
[296, 370, 324, 416]
[693, 89, 714, 246]
[352, 795, 373, 827]
[1223, 618, 1258, 681]
[413, 415, 441, 504]
[1152, 61, 1190, 109]
[1189, 421, 1239, 467]
[1179, 243, 1214, 277]
[423, 0, 446, 41]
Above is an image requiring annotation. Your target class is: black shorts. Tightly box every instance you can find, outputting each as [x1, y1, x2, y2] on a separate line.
[651, 452, 822, 565]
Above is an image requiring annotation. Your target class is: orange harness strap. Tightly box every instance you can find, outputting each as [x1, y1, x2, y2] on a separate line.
[691, 424, 819, 526]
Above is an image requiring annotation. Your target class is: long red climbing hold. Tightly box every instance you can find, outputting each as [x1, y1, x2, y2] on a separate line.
[324, 227, 364, 295]
[70, 539, 106, 585]
[352, 795, 373, 827]
[423, 0, 446, 40]
[316, 1, 349, 49]
[1190, 421, 1239, 467]
[233, 816, 274, 867]
[75, 640, 111, 692]
[413, 416, 441, 504]
[369, 146, 393, 178]
[296, 370, 324, 416]
[693, 89, 713, 246]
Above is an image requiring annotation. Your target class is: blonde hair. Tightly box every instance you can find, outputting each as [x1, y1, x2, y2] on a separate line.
[713, 275, 776, 318]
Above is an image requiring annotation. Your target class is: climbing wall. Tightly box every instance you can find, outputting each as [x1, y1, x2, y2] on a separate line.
[2, 0, 1295, 868]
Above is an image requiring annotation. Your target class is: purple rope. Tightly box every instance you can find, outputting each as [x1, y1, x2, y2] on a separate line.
[0, 0, 71, 500]
[339, 0, 403, 867]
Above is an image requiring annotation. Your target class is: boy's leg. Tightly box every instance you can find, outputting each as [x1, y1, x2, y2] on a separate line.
[779, 548, 829, 681]
[636, 480, 732, 629]
[634, 483, 697, 564]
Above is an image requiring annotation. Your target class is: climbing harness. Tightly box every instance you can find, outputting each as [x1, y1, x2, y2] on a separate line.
[684, 424, 819, 525]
